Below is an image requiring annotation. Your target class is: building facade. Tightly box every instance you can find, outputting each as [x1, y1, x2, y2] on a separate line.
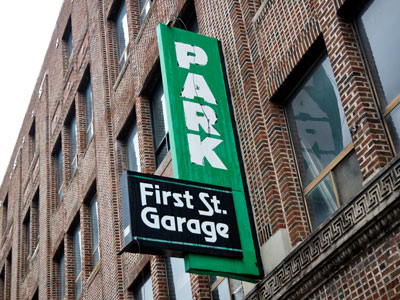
[1, 0, 400, 299]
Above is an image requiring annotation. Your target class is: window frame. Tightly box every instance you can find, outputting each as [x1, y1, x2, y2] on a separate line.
[56, 249, 65, 300]
[112, 0, 130, 70]
[67, 112, 78, 178]
[150, 80, 170, 168]
[62, 18, 73, 66]
[125, 117, 141, 172]
[89, 194, 100, 268]
[72, 225, 82, 300]
[166, 257, 192, 300]
[53, 139, 64, 203]
[353, 0, 400, 155]
[29, 120, 36, 163]
[23, 209, 31, 274]
[139, 0, 152, 23]
[209, 276, 243, 300]
[284, 52, 361, 231]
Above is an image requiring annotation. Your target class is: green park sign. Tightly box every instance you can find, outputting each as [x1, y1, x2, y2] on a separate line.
[156, 24, 263, 280]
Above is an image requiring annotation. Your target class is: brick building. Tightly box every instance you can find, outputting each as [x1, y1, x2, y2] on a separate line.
[1, 0, 400, 299]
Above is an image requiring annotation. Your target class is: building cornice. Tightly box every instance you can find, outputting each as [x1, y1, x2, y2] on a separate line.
[246, 155, 400, 300]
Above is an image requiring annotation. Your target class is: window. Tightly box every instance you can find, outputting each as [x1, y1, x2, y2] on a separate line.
[139, 0, 152, 23]
[151, 81, 169, 168]
[56, 251, 65, 300]
[133, 272, 153, 300]
[126, 120, 141, 172]
[90, 195, 100, 267]
[115, 1, 129, 69]
[2, 195, 8, 234]
[84, 81, 94, 144]
[4, 251, 12, 300]
[210, 277, 243, 300]
[63, 18, 73, 63]
[0, 269, 4, 300]
[356, 0, 400, 153]
[23, 210, 31, 273]
[285, 54, 362, 230]
[54, 141, 63, 202]
[166, 257, 192, 300]
[32, 289, 39, 300]
[73, 225, 82, 299]
[68, 114, 78, 177]
[29, 120, 36, 163]
[32, 191, 40, 253]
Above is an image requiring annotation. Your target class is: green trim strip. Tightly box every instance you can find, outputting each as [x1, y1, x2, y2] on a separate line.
[131, 174, 232, 194]
[134, 236, 242, 253]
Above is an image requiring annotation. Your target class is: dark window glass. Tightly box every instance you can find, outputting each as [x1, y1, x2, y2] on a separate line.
[210, 277, 243, 300]
[59, 253, 65, 300]
[56, 146, 63, 202]
[166, 258, 192, 300]
[305, 175, 338, 229]
[286, 54, 361, 230]
[151, 81, 169, 167]
[333, 151, 363, 204]
[73, 226, 82, 299]
[356, 0, 400, 153]
[63, 20, 73, 61]
[286, 54, 351, 186]
[90, 195, 100, 267]
[29, 121, 36, 162]
[357, 0, 400, 107]
[70, 115, 78, 176]
[2, 195, 8, 233]
[134, 272, 153, 300]
[32, 191, 40, 251]
[116, 1, 129, 68]
[126, 122, 141, 172]
[139, 0, 152, 23]
[85, 82, 94, 143]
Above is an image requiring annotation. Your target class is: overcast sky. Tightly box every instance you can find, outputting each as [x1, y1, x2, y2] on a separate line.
[0, 0, 63, 182]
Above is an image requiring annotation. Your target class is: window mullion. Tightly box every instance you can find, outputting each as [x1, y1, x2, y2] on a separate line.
[303, 143, 353, 195]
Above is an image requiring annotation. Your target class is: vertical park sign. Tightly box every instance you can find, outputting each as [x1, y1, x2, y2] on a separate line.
[157, 24, 263, 280]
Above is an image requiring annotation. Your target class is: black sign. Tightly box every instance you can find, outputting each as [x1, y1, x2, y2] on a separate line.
[120, 171, 242, 258]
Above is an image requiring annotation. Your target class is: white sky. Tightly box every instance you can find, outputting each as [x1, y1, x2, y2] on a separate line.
[0, 0, 63, 182]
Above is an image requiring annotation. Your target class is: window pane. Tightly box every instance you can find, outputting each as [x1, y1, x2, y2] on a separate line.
[134, 273, 153, 300]
[140, 0, 151, 23]
[116, 2, 129, 65]
[66, 31, 73, 59]
[229, 279, 243, 300]
[75, 277, 82, 300]
[384, 103, 400, 154]
[57, 147, 63, 202]
[151, 82, 168, 147]
[59, 254, 65, 300]
[70, 115, 78, 176]
[166, 258, 192, 300]
[74, 226, 82, 299]
[305, 175, 338, 229]
[127, 122, 141, 172]
[286, 55, 351, 185]
[151, 82, 169, 166]
[357, 0, 400, 107]
[211, 278, 230, 300]
[90, 196, 100, 266]
[333, 152, 363, 204]
[85, 82, 93, 143]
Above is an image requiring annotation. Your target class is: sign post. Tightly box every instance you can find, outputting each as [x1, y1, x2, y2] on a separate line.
[156, 24, 263, 280]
